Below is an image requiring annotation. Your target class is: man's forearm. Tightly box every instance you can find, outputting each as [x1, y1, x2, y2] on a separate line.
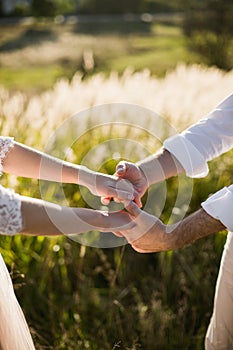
[169, 208, 226, 250]
[137, 148, 185, 186]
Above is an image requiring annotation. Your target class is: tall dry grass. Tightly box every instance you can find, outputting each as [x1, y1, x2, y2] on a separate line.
[1, 64, 233, 147]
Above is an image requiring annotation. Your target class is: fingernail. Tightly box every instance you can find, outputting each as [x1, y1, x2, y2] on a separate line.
[100, 211, 109, 217]
[117, 168, 124, 174]
[117, 164, 126, 172]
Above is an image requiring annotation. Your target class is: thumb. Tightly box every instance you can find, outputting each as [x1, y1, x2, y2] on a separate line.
[125, 201, 141, 218]
[116, 161, 127, 177]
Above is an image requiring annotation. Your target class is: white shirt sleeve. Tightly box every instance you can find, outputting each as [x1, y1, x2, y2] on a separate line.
[164, 94, 233, 178]
[201, 185, 233, 231]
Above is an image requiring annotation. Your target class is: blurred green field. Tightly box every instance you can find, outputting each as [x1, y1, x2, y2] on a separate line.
[0, 19, 202, 91]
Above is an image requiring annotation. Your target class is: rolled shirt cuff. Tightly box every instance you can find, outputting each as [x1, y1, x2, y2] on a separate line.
[164, 134, 209, 178]
[201, 185, 233, 231]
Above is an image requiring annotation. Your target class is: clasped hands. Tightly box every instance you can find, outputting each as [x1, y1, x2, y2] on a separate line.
[86, 161, 168, 253]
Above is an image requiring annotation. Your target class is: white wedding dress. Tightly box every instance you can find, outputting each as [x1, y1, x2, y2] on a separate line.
[0, 136, 35, 349]
[0, 254, 35, 350]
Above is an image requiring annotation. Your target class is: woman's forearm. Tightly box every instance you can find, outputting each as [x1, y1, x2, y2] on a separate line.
[2, 140, 135, 202]
[20, 197, 106, 236]
[2, 142, 92, 184]
[20, 196, 134, 236]
[21, 197, 70, 236]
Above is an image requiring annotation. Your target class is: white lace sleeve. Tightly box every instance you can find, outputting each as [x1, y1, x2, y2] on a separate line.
[0, 137, 14, 173]
[0, 185, 23, 235]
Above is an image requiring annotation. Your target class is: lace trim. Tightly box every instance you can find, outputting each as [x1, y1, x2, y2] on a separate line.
[0, 185, 23, 235]
[0, 137, 14, 172]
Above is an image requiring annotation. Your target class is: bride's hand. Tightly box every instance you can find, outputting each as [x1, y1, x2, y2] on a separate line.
[78, 167, 140, 205]
[73, 207, 136, 233]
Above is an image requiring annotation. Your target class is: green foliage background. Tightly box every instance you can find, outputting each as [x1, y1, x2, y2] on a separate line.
[0, 124, 232, 349]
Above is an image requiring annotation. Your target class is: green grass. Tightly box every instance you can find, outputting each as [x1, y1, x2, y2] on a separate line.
[107, 32, 201, 76]
[1, 144, 231, 349]
[100, 24, 202, 76]
[0, 65, 67, 91]
[0, 21, 203, 92]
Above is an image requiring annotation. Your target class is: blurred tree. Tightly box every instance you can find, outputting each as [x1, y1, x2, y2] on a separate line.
[0, 0, 75, 17]
[31, 0, 56, 16]
[0, 0, 3, 16]
[0, 0, 18, 16]
[76, 0, 187, 14]
[183, 0, 233, 70]
[144, 0, 184, 13]
[76, 0, 145, 14]
[31, 0, 74, 16]
[13, 2, 31, 16]
[55, 0, 75, 14]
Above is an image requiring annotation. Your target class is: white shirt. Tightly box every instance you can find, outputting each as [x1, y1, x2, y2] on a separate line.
[164, 93, 233, 230]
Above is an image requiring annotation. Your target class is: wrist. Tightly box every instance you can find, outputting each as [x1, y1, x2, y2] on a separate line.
[157, 222, 175, 251]
[137, 155, 165, 187]
[74, 208, 109, 232]
[137, 163, 153, 188]
[164, 223, 181, 250]
[72, 207, 97, 233]
[76, 165, 96, 188]
[137, 149, 184, 186]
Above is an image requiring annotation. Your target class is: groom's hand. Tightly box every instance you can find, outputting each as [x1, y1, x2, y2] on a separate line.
[113, 201, 168, 253]
[101, 161, 148, 207]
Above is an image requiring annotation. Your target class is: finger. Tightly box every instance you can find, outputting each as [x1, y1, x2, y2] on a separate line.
[131, 244, 150, 253]
[114, 190, 134, 203]
[133, 193, 142, 208]
[112, 229, 137, 242]
[99, 215, 136, 231]
[101, 197, 111, 205]
[115, 220, 136, 231]
[112, 231, 124, 237]
[108, 210, 137, 230]
[125, 201, 141, 218]
[101, 188, 133, 204]
[102, 194, 134, 207]
[113, 197, 121, 204]
[112, 222, 146, 244]
[115, 161, 127, 177]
